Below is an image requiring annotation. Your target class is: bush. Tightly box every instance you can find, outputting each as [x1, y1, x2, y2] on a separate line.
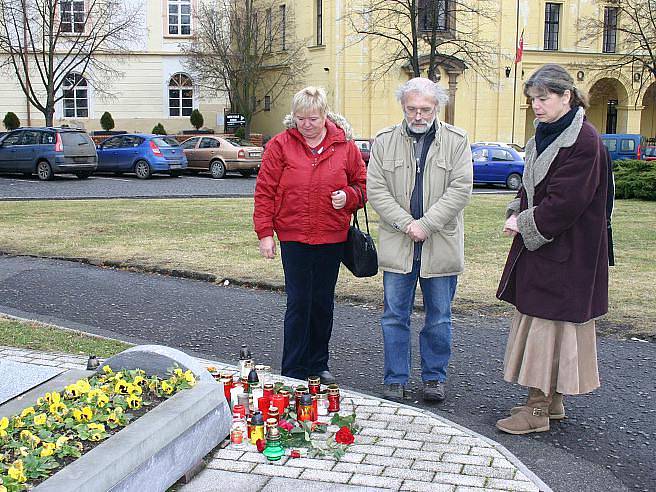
[234, 126, 246, 139]
[100, 112, 115, 131]
[614, 159, 656, 200]
[190, 109, 204, 130]
[152, 123, 167, 135]
[3, 111, 20, 131]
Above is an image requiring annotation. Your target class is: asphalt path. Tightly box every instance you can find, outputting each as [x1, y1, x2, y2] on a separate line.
[0, 254, 653, 492]
[0, 174, 513, 200]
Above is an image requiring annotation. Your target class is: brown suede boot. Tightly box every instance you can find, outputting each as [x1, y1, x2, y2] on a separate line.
[497, 388, 550, 435]
[511, 390, 566, 420]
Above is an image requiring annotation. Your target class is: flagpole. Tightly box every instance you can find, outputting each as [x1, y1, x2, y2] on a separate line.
[511, 1, 520, 144]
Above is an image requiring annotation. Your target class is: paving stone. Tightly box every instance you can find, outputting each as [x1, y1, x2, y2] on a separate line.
[262, 477, 384, 491]
[252, 463, 303, 478]
[485, 478, 540, 491]
[206, 458, 257, 473]
[441, 454, 491, 466]
[462, 464, 515, 479]
[370, 405, 398, 415]
[360, 428, 405, 439]
[349, 474, 403, 489]
[5, 356, 32, 363]
[363, 455, 413, 468]
[469, 447, 505, 459]
[241, 452, 271, 463]
[212, 448, 244, 460]
[400, 481, 456, 491]
[354, 435, 379, 445]
[376, 438, 423, 449]
[383, 467, 434, 481]
[412, 461, 463, 474]
[359, 419, 387, 429]
[298, 469, 353, 484]
[369, 414, 414, 424]
[348, 398, 381, 406]
[332, 453, 365, 464]
[405, 432, 451, 444]
[333, 462, 384, 475]
[27, 358, 62, 366]
[421, 443, 471, 454]
[286, 458, 334, 470]
[397, 408, 425, 416]
[387, 422, 427, 432]
[513, 470, 533, 482]
[430, 473, 486, 487]
[492, 457, 515, 469]
[178, 468, 269, 491]
[392, 448, 442, 460]
[427, 425, 465, 436]
[61, 363, 87, 369]
[449, 436, 487, 447]
[348, 444, 395, 456]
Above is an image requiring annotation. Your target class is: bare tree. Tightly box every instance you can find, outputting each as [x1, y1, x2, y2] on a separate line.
[345, 0, 500, 83]
[182, 0, 308, 137]
[578, 0, 656, 97]
[0, 0, 143, 126]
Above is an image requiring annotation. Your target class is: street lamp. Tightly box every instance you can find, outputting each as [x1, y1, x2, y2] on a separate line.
[505, 66, 512, 78]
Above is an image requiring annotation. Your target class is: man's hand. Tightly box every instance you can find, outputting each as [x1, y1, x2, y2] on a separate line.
[259, 236, 276, 258]
[331, 190, 346, 210]
[406, 221, 428, 242]
[503, 214, 519, 237]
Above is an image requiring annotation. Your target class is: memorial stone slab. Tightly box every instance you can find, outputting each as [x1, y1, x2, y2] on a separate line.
[0, 359, 63, 405]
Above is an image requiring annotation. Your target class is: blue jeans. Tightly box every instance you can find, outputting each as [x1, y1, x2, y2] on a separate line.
[280, 241, 344, 379]
[381, 261, 457, 385]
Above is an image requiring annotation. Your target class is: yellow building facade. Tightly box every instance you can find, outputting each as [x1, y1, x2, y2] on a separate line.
[253, 0, 656, 146]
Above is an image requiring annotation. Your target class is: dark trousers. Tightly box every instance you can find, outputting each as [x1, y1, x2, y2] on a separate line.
[280, 241, 344, 379]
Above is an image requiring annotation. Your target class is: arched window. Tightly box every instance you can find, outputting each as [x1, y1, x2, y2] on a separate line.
[169, 73, 193, 117]
[63, 73, 88, 118]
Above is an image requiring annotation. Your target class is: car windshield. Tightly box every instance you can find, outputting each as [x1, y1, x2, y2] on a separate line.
[644, 147, 656, 157]
[225, 137, 253, 147]
[152, 137, 180, 147]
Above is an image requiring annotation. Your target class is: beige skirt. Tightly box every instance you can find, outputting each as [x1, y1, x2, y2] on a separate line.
[503, 310, 600, 396]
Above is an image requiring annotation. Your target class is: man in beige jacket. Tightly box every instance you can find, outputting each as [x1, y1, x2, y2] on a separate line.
[367, 77, 473, 402]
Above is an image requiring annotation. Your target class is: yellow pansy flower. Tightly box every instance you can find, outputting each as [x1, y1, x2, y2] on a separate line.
[75, 379, 91, 393]
[8, 459, 27, 483]
[36, 396, 45, 406]
[49, 401, 68, 417]
[107, 412, 120, 425]
[160, 381, 174, 395]
[102, 365, 113, 374]
[72, 406, 93, 422]
[88, 422, 105, 432]
[64, 384, 80, 398]
[12, 417, 24, 428]
[127, 383, 142, 396]
[133, 375, 145, 386]
[0, 416, 8, 437]
[34, 413, 47, 426]
[19, 407, 35, 418]
[41, 442, 56, 457]
[17, 446, 28, 456]
[20, 430, 41, 448]
[114, 379, 129, 394]
[173, 368, 184, 377]
[45, 392, 61, 404]
[56, 435, 69, 449]
[126, 395, 142, 409]
[183, 370, 196, 385]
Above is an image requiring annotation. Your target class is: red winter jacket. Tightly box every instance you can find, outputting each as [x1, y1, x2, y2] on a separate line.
[253, 117, 367, 245]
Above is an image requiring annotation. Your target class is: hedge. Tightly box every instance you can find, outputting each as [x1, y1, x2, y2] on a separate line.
[614, 159, 656, 201]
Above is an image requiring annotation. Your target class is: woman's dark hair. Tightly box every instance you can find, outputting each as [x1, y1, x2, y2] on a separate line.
[523, 64, 589, 109]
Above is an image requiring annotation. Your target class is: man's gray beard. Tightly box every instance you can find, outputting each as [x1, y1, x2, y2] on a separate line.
[407, 117, 436, 134]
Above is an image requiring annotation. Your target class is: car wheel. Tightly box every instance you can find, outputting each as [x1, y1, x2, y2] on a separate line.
[506, 173, 522, 190]
[210, 160, 226, 179]
[238, 169, 254, 178]
[36, 161, 53, 181]
[134, 160, 152, 179]
[75, 171, 92, 179]
[170, 171, 182, 177]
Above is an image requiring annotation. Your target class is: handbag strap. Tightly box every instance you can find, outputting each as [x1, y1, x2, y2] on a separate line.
[350, 185, 370, 235]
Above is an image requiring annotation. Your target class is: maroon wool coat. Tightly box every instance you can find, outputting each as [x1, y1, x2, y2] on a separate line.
[497, 113, 609, 323]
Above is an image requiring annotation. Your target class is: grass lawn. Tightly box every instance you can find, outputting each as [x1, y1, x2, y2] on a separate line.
[0, 195, 653, 338]
[0, 316, 132, 356]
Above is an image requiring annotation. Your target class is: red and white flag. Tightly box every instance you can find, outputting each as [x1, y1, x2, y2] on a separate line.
[515, 29, 524, 64]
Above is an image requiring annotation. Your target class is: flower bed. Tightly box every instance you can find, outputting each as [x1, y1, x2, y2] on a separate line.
[0, 366, 196, 491]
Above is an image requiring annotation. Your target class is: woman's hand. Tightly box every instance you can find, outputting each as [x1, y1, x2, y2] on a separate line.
[331, 190, 346, 210]
[259, 236, 276, 259]
[503, 214, 519, 237]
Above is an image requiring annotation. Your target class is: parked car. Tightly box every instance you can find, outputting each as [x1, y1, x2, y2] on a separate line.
[354, 138, 373, 164]
[473, 141, 525, 159]
[642, 145, 656, 161]
[0, 127, 97, 180]
[95, 134, 187, 179]
[471, 144, 524, 190]
[600, 133, 645, 161]
[180, 135, 262, 178]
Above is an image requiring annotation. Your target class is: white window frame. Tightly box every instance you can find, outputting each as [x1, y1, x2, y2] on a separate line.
[168, 73, 194, 117]
[168, 0, 192, 36]
[62, 73, 89, 118]
[60, 0, 86, 34]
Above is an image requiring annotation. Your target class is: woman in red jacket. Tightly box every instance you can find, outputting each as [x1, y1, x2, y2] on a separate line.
[253, 86, 366, 384]
[496, 64, 609, 435]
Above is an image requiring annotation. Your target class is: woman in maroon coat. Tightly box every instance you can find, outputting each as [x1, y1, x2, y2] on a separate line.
[495, 64, 609, 435]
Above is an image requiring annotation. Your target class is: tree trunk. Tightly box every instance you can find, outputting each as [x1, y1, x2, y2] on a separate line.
[45, 106, 55, 127]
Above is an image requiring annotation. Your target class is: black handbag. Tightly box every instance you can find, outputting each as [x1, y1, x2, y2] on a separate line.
[342, 188, 378, 277]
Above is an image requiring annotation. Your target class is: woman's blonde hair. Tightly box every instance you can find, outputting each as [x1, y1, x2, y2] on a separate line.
[291, 86, 329, 116]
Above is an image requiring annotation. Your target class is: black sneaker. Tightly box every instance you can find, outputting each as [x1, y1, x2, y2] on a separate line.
[383, 383, 405, 400]
[318, 371, 336, 385]
[423, 380, 446, 402]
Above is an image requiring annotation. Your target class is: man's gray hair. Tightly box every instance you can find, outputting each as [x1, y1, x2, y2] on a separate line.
[396, 77, 449, 108]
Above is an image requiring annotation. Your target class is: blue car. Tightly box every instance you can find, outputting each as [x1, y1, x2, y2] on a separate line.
[471, 144, 524, 190]
[96, 134, 187, 179]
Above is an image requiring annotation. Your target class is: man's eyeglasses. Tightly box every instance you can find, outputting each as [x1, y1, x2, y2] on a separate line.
[404, 106, 436, 117]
